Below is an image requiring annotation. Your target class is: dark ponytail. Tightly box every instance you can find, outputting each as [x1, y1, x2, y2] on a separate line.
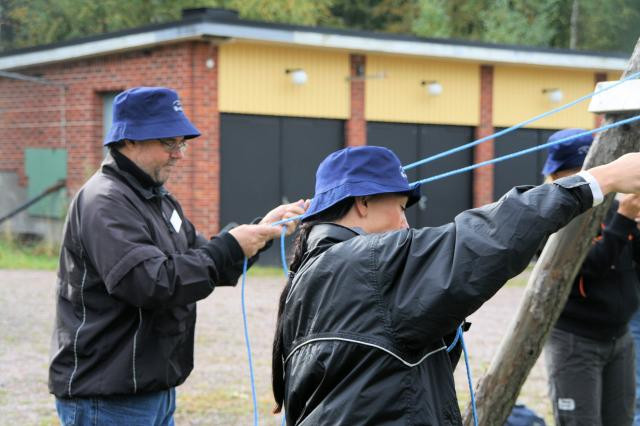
[272, 197, 355, 414]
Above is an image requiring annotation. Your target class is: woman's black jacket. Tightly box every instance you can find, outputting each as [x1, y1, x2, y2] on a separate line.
[280, 175, 593, 425]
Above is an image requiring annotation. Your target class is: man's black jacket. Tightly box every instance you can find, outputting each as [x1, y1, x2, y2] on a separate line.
[280, 176, 593, 425]
[49, 151, 247, 398]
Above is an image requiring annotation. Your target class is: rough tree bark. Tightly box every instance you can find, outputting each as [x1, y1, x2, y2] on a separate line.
[463, 38, 640, 426]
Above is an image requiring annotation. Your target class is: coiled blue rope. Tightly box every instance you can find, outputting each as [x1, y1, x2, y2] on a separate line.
[403, 70, 640, 171]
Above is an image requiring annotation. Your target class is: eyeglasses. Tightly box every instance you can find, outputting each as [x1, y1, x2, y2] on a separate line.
[158, 138, 187, 153]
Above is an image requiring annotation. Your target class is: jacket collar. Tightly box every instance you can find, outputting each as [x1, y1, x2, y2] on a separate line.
[102, 151, 169, 200]
[305, 223, 364, 256]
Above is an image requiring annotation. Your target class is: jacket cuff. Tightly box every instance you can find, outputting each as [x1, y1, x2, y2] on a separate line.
[552, 174, 594, 212]
[201, 232, 245, 277]
[576, 171, 604, 206]
[607, 212, 637, 239]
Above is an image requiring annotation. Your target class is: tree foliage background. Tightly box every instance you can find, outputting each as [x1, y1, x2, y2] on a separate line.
[1, 0, 638, 53]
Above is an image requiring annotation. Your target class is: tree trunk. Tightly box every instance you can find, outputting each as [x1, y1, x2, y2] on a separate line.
[570, 0, 579, 49]
[463, 37, 640, 426]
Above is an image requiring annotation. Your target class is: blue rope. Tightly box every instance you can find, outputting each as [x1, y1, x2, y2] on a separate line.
[240, 227, 289, 426]
[240, 257, 259, 426]
[403, 70, 640, 171]
[280, 226, 289, 278]
[446, 325, 476, 425]
[280, 227, 289, 426]
[412, 113, 640, 186]
[461, 333, 478, 426]
[447, 325, 463, 353]
[266, 114, 640, 224]
[272, 216, 302, 227]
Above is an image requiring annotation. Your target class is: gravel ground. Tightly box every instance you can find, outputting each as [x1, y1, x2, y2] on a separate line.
[0, 269, 552, 425]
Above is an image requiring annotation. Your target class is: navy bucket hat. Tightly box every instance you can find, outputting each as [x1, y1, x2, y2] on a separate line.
[302, 146, 421, 222]
[541, 128, 593, 176]
[104, 87, 201, 145]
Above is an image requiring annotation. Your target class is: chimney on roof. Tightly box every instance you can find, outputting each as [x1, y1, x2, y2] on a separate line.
[181, 8, 239, 21]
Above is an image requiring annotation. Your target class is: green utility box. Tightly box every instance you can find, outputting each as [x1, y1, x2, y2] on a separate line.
[24, 148, 67, 218]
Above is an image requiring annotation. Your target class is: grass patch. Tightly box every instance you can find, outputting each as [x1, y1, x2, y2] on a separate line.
[0, 236, 287, 274]
[37, 414, 59, 426]
[0, 238, 58, 270]
[178, 388, 279, 421]
[247, 265, 286, 278]
[178, 388, 249, 416]
[504, 263, 535, 288]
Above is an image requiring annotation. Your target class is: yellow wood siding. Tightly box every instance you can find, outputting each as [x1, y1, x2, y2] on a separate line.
[219, 42, 350, 119]
[608, 71, 623, 81]
[494, 66, 595, 129]
[365, 55, 479, 125]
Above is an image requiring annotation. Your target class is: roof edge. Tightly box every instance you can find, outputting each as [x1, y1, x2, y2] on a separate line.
[0, 12, 630, 72]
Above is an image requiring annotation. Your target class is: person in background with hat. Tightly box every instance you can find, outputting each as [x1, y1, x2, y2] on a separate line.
[49, 86, 308, 425]
[541, 129, 640, 426]
[271, 144, 640, 425]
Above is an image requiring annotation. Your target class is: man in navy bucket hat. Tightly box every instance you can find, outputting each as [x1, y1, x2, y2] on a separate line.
[105, 86, 201, 144]
[272, 144, 640, 425]
[50, 86, 308, 425]
[541, 129, 640, 426]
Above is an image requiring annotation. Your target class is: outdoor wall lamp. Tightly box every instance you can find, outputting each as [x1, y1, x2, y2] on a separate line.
[285, 68, 308, 85]
[543, 88, 564, 103]
[421, 80, 443, 96]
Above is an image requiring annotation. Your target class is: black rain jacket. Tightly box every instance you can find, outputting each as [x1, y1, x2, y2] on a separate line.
[49, 151, 248, 398]
[280, 175, 593, 425]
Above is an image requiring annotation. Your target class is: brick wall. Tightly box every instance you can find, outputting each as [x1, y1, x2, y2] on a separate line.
[0, 80, 65, 186]
[345, 54, 366, 146]
[0, 41, 221, 234]
[473, 65, 495, 207]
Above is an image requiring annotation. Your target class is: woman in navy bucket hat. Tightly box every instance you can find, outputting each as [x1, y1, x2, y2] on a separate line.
[542, 130, 640, 426]
[272, 145, 640, 425]
[302, 146, 421, 221]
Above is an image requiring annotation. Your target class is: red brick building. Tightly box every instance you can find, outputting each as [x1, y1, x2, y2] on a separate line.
[0, 8, 627, 260]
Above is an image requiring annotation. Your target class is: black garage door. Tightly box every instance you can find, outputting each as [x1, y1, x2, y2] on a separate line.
[368, 122, 474, 228]
[221, 114, 343, 265]
[493, 128, 558, 200]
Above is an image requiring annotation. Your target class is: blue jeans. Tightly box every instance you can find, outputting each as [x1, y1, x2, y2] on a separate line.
[55, 388, 175, 426]
[630, 309, 640, 426]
